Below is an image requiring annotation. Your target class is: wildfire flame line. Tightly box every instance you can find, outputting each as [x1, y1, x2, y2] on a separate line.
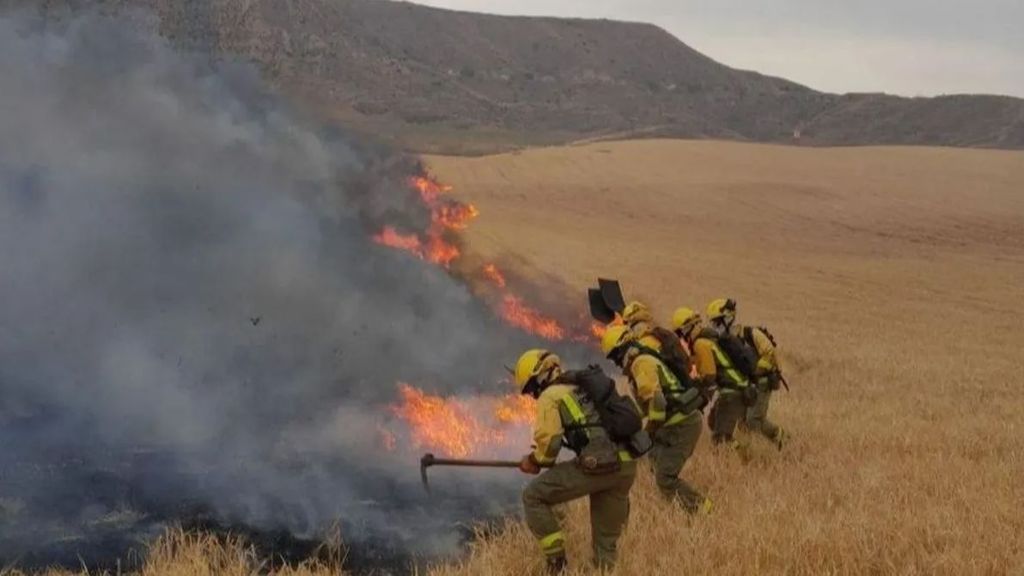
[374, 173, 610, 459]
[372, 175, 477, 268]
[372, 172, 580, 341]
[390, 383, 535, 458]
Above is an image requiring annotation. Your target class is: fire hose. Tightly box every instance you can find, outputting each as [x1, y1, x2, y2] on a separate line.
[419, 453, 552, 493]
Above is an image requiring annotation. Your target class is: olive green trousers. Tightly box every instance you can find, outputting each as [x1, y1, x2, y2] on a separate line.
[522, 459, 637, 569]
[745, 379, 781, 441]
[650, 411, 705, 512]
[708, 390, 746, 444]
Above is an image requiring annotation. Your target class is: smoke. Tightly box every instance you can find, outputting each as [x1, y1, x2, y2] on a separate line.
[0, 9, 561, 569]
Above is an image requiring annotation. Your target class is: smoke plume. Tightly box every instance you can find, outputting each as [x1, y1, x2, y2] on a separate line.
[0, 9, 562, 569]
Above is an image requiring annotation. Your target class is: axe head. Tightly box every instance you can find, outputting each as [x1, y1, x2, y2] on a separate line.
[588, 288, 617, 323]
[598, 278, 626, 314]
[420, 453, 435, 493]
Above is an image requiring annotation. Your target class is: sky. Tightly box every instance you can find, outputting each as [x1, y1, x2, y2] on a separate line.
[408, 0, 1024, 98]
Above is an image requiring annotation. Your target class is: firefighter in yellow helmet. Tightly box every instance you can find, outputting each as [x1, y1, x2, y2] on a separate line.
[708, 299, 787, 449]
[673, 304, 753, 445]
[601, 326, 710, 513]
[621, 300, 663, 352]
[513, 349, 637, 574]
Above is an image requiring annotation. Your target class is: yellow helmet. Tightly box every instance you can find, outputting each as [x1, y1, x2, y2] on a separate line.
[621, 300, 653, 327]
[513, 349, 562, 393]
[706, 298, 737, 322]
[671, 307, 700, 333]
[600, 324, 634, 358]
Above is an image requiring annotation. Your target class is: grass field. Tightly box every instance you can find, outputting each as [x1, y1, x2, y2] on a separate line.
[9, 140, 1022, 575]
[422, 140, 1024, 575]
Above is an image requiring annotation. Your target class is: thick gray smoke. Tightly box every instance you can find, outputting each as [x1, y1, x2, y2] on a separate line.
[0, 10, 560, 569]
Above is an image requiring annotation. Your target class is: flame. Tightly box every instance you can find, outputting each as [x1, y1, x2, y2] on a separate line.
[392, 384, 478, 458]
[411, 175, 452, 204]
[494, 394, 536, 425]
[482, 263, 507, 288]
[436, 203, 479, 230]
[372, 174, 471, 269]
[500, 295, 565, 341]
[425, 234, 460, 267]
[374, 172, 592, 342]
[373, 226, 422, 253]
[391, 383, 535, 458]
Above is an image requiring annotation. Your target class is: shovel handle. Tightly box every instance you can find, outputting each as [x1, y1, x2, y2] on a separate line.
[421, 453, 520, 468]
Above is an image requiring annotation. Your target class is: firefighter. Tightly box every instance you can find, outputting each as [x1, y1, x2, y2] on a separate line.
[514, 349, 637, 574]
[621, 300, 662, 351]
[708, 298, 787, 449]
[673, 306, 752, 446]
[601, 325, 711, 513]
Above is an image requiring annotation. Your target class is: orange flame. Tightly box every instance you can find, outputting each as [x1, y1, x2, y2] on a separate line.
[494, 394, 536, 425]
[374, 172, 589, 342]
[373, 226, 422, 253]
[482, 263, 507, 288]
[425, 234, 460, 267]
[500, 295, 565, 341]
[390, 383, 535, 458]
[373, 174, 470, 269]
[411, 175, 452, 204]
[436, 203, 479, 230]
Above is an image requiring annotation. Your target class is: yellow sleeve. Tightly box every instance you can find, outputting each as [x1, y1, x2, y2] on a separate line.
[751, 328, 778, 373]
[693, 339, 718, 380]
[531, 391, 563, 464]
[631, 356, 667, 423]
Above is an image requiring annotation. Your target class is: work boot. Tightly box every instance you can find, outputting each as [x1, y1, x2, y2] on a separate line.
[545, 554, 568, 575]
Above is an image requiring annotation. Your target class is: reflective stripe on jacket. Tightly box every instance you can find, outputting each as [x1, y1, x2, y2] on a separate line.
[629, 354, 690, 426]
[693, 337, 748, 392]
[531, 384, 619, 464]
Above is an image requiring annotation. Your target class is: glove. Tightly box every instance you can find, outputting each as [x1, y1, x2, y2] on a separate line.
[519, 454, 541, 475]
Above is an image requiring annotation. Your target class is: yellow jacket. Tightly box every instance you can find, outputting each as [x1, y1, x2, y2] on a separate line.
[627, 353, 694, 426]
[530, 384, 575, 465]
[628, 354, 669, 423]
[630, 320, 663, 353]
[731, 324, 779, 375]
[693, 335, 748, 391]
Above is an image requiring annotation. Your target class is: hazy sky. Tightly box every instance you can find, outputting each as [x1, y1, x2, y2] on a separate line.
[409, 0, 1024, 98]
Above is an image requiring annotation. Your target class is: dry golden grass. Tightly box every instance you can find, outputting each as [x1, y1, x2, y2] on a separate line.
[423, 140, 1024, 575]
[11, 140, 1022, 575]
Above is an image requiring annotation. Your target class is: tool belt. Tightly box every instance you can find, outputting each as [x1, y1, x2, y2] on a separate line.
[575, 435, 622, 475]
[625, 429, 653, 457]
[666, 387, 707, 416]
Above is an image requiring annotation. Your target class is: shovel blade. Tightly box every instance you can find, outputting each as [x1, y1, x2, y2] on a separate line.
[598, 278, 625, 314]
[588, 288, 617, 323]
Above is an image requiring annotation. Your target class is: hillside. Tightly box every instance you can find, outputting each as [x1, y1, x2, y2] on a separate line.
[6, 0, 1024, 153]
[424, 140, 1024, 574]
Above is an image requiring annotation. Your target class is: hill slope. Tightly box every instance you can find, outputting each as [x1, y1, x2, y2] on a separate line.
[9, 0, 1024, 151]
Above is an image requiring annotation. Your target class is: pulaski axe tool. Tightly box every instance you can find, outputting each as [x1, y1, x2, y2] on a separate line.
[588, 278, 626, 323]
[419, 453, 551, 493]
